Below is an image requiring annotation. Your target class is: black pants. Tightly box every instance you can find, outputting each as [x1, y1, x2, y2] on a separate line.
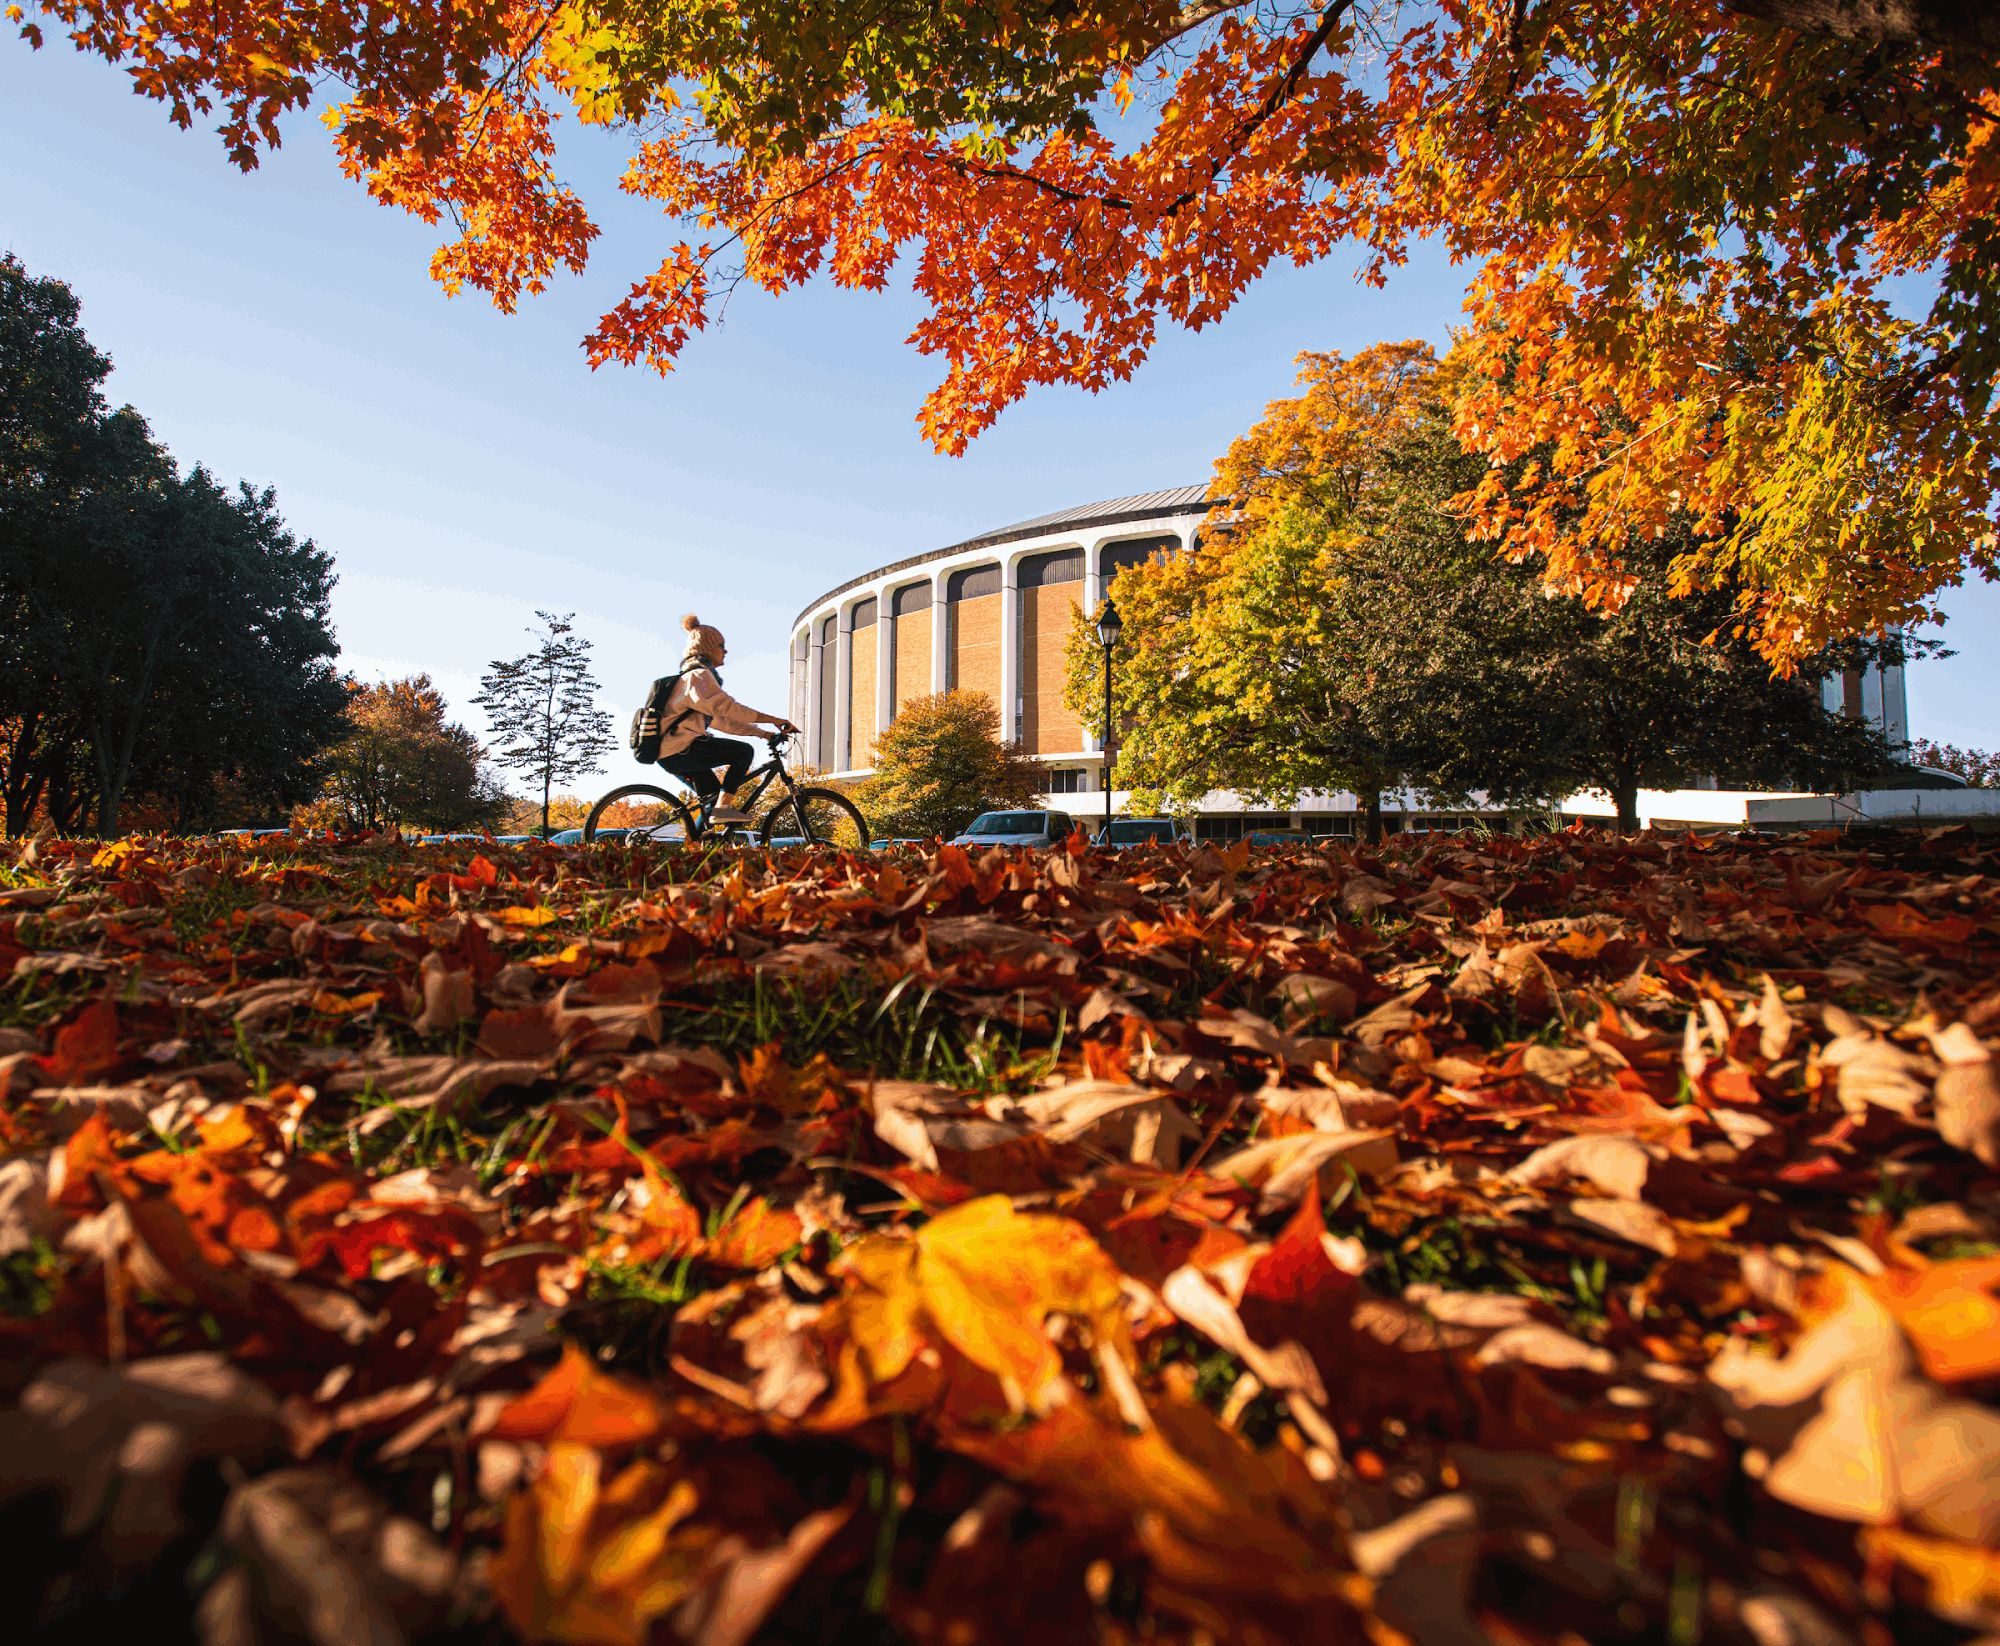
[660, 734, 754, 803]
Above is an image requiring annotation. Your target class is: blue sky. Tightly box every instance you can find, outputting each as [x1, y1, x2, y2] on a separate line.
[6, 35, 1999, 794]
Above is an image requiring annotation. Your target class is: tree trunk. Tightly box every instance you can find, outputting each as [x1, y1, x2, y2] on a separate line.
[1362, 788, 1383, 845]
[4, 708, 51, 838]
[1614, 781, 1640, 833]
[541, 672, 556, 838]
[95, 622, 168, 838]
[47, 758, 87, 835]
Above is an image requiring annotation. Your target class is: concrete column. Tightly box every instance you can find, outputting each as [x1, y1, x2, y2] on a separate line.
[834, 605, 854, 774]
[875, 583, 895, 743]
[931, 571, 949, 693]
[805, 626, 826, 768]
[999, 554, 1022, 744]
[1083, 538, 1109, 754]
[1883, 659, 1910, 747]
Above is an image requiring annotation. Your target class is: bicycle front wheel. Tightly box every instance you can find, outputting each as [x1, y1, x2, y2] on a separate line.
[583, 784, 697, 844]
[760, 787, 870, 850]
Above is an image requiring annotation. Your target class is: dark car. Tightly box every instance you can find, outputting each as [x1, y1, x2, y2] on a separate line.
[1094, 817, 1188, 847]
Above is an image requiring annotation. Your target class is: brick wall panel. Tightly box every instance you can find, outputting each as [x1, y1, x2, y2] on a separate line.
[894, 616, 931, 715]
[951, 594, 1003, 710]
[1020, 584, 1083, 754]
[849, 627, 878, 768]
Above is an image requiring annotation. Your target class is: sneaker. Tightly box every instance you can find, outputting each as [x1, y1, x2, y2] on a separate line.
[707, 803, 751, 824]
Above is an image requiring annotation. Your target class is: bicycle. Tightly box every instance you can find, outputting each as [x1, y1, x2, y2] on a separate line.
[581, 732, 871, 850]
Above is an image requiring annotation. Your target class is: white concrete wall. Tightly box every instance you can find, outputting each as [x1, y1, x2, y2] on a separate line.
[1750, 788, 2000, 827]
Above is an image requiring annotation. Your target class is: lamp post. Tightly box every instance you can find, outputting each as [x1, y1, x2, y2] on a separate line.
[1096, 597, 1123, 833]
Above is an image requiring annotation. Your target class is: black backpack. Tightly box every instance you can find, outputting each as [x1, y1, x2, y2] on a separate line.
[629, 673, 691, 764]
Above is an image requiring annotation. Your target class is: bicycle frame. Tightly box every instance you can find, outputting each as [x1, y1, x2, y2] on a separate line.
[677, 738, 799, 837]
[586, 732, 865, 849]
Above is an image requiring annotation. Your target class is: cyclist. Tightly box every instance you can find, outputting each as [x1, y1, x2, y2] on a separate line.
[653, 615, 798, 823]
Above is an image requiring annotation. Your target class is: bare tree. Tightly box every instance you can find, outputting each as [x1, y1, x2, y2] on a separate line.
[473, 611, 615, 837]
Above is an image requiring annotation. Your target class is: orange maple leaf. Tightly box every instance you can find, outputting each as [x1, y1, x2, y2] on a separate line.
[1871, 1256, 2000, 1385]
[490, 1341, 663, 1449]
[39, 998, 121, 1084]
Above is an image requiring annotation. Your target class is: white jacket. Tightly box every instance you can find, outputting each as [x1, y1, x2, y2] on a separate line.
[655, 664, 770, 757]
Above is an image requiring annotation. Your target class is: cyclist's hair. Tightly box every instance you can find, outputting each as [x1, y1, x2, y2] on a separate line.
[682, 614, 726, 662]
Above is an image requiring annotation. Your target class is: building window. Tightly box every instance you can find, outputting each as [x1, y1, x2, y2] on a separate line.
[1044, 768, 1087, 793]
[1194, 813, 1287, 842]
[1301, 815, 1353, 837]
[1020, 548, 1085, 587]
[946, 564, 1002, 602]
[1100, 536, 1181, 588]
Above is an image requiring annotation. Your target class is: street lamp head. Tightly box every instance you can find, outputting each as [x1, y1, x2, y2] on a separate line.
[1096, 599, 1123, 649]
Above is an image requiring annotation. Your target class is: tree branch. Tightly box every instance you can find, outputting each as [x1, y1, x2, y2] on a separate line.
[1158, 0, 1259, 48]
[1722, 0, 2000, 55]
[928, 0, 1353, 217]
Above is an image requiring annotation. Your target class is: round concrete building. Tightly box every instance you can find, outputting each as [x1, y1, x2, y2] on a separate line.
[789, 486, 1208, 795]
[789, 484, 1931, 839]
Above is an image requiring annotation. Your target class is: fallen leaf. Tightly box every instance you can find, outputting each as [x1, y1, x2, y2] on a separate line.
[827, 1195, 1131, 1418]
[38, 998, 121, 1084]
[489, 1342, 663, 1449]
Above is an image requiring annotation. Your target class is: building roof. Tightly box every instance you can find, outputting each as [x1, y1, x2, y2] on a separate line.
[942, 484, 1211, 552]
[793, 484, 1209, 629]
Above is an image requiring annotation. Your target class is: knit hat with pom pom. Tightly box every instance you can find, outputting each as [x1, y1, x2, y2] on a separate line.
[681, 614, 726, 663]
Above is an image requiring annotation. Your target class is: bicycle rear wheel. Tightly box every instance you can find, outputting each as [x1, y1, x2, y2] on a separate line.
[760, 787, 870, 850]
[583, 784, 697, 844]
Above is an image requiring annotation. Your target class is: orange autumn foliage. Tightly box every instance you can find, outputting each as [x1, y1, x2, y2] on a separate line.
[13, 0, 1999, 657]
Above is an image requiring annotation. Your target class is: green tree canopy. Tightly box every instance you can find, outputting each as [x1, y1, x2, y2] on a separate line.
[855, 691, 1043, 841]
[1, 254, 346, 836]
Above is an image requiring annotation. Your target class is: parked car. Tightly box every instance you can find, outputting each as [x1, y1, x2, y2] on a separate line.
[1094, 817, 1188, 847]
[870, 838, 927, 850]
[546, 828, 585, 845]
[950, 810, 1077, 850]
[1243, 829, 1311, 848]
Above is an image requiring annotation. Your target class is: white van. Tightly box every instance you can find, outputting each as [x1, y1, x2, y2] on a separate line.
[950, 810, 1078, 850]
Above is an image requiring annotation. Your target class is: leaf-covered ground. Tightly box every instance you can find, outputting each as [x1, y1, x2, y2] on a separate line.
[4, 825, 2000, 1646]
